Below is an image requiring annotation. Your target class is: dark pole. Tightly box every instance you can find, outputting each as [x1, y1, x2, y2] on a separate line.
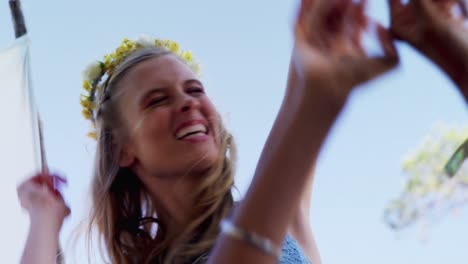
[9, 0, 27, 37]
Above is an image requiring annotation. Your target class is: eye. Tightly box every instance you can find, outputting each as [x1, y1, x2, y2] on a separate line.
[187, 87, 204, 95]
[147, 96, 167, 107]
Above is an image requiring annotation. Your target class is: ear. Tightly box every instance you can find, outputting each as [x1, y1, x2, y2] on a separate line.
[119, 143, 136, 167]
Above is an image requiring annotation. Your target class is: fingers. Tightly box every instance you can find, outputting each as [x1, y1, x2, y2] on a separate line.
[297, 0, 356, 33]
[296, 0, 309, 28]
[295, 0, 314, 47]
[415, 0, 458, 19]
[345, 0, 367, 29]
[297, 0, 314, 21]
[17, 173, 71, 220]
[17, 173, 67, 206]
[355, 0, 368, 15]
[52, 174, 67, 191]
[322, 0, 353, 34]
[294, 0, 398, 89]
[356, 23, 398, 83]
[376, 23, 399, 59]
[296, 0, 370, 51]
[388, 0, 403, 13]
[346, 0, 369, 55]
[448, 0, 467, 20]
[459, 0, 468, 18]
[33, 173, 67, 190]
[432, 0, 460, 13]
[337, 22, 398, 87]
[17, 176, 49, 210]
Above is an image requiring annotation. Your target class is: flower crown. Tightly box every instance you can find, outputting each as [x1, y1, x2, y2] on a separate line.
[80, 36, 201, 139]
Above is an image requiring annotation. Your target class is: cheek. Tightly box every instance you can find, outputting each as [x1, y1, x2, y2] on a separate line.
[135, 110, 171, 149]
[202, 99, 220, 129]
[203, 97, 217, 113]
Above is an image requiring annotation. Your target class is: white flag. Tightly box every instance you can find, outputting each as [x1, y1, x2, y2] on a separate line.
[0, 35, 41, 262]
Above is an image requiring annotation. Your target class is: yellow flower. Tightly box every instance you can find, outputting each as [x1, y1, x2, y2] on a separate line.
[122, 38, 134, 49]
[116, 46, 125, 55]
[82, 109, 93, 120]
[80, 97, 88, 108]
[80, 94, 89, 102]
[103, 54, 112, 66]
[83, 80, 92, 92]
[155, 39, 163, 48]
[181, 51, 193, 62]
[80, 98, 96, 109]
[168, 41, 180, 53]
[87, 131, 98, 140]
[110, 52, 117, 59]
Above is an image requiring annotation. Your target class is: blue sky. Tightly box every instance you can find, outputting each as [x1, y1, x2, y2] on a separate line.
[1, 1, 468, 263]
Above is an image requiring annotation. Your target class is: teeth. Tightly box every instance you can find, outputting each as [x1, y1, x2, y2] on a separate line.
[183, 132, 206, 139]
[176, 124, 207, 139]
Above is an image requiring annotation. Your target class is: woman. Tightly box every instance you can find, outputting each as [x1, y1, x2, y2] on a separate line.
[17, 1, 400, 263]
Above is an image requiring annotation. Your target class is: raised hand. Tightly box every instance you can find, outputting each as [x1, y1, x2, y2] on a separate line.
[293, 0, 398, 108]
[17, 173, 70, 223]
[389, 0, 468, 99]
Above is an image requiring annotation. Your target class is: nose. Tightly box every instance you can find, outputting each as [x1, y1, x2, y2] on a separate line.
[178, 94, 199, 113]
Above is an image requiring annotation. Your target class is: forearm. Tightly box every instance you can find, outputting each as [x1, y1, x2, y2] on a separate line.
[21, 214, 62, 264]
[291, 161, 315, 228]
[208, 65, 340, 264]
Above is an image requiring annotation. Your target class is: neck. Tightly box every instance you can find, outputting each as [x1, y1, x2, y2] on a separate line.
[136, 168, 204, 238]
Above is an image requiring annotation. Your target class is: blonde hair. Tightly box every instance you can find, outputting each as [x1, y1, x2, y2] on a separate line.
[86, 47, 237, 263]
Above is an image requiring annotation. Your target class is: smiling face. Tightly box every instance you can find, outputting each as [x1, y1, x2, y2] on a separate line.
[116, 54, 220, 178]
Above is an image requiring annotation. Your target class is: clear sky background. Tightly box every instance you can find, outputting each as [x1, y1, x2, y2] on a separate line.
[1, 1, 468, 263]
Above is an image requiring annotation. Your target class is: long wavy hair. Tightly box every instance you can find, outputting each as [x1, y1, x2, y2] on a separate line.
[86, 47, 237, 263]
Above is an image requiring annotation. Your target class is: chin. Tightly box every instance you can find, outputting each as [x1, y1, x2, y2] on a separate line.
[185, 151, 220, 174]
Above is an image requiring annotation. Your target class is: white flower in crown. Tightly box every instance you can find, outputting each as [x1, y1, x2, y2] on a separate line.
[189, 62, 201, 75]
[82, 61, 103, 81]
[136, 34, 156, 48]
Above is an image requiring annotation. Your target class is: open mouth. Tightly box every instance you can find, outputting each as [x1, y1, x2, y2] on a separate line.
[175, 123, 208, 140]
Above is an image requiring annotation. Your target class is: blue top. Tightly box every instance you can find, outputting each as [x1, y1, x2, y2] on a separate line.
[279, 235, 312, 264]
[192, 234, 311, 263]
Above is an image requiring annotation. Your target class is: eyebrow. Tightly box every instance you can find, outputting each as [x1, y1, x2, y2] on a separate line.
[138, 79, 204, 105]
[184, 79, 203, 87]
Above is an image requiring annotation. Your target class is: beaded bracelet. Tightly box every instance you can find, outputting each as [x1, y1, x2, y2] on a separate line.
[220, 219, 281, 260]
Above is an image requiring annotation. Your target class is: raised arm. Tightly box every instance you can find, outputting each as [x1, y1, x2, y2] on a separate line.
[208, 1, 398, 263]
[283, 59, 320, 263]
